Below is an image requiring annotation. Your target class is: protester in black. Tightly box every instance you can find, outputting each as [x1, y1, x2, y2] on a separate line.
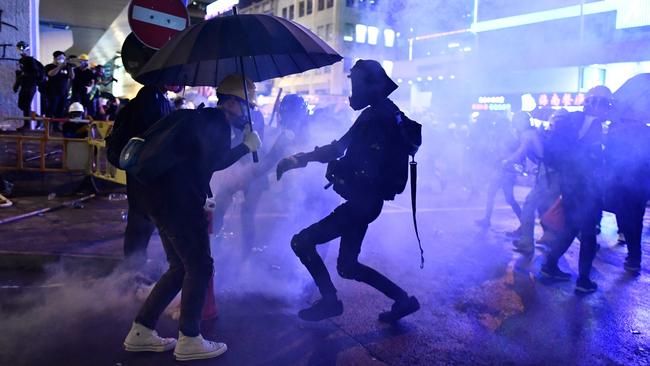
[12, 41, 43, 130]
[541, 86, 612, 294]
[44, 51, 74, 119]
[121, 85, 173, 271]
[605, 116, 650, 273]
[124, 75, 261, 361]
[71, 54, 95, 117]
[277, 60, 421, 322]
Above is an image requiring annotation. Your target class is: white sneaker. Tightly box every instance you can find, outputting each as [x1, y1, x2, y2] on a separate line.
[173, 332, 227, 361]
[123, 322, 177, 352]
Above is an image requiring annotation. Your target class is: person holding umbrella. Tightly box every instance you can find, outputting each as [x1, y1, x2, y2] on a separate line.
[276, 60, 421, 322]
[122, 76, 261, 361]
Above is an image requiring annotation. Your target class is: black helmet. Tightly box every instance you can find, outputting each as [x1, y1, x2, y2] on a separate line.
[348, 59, 398, 110]
[279, 94, 307, 117]
[279, 94, 308, 130]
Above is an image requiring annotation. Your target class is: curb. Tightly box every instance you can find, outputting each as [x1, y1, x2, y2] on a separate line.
[0, 250, 122, 272]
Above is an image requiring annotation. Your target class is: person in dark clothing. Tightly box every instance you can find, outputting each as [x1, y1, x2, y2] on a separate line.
[475, 114, 522, 228]
[540, 86, 612, 294]
[122, 85, 174, 270]
[12, 41, 43, 130]
[71, 54, 95, 117]
[605, 117, 650, 273]
[44, 51, 74, 120]
[276, 60, 421, 323]
[124, 76, 261, 361]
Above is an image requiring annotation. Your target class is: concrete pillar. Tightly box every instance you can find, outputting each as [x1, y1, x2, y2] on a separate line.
[0, 0, 37, 126]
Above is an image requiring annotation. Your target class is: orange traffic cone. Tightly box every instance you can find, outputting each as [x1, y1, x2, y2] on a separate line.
[201, 275, 218, 321]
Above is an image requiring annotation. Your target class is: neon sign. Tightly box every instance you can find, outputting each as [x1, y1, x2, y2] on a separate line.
[537, 92, 585, 107]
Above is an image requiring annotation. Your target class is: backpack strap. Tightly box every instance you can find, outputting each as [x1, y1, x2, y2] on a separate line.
[410, 155, 424, 269]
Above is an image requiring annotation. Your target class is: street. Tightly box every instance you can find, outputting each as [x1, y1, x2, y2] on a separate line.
[0, 185, 648, 366]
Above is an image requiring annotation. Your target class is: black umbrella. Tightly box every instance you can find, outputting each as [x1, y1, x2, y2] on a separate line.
[136, 8, 342, 162]
[612, 73, 650, 123]
[136, 11, 342, 86]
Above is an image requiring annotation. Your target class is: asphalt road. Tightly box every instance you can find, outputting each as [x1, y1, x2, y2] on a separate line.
[0, 186, 649, 366]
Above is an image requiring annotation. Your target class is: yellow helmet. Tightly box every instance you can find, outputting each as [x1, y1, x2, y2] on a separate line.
[217, 74, 256, 105]
[78, 53, 90, 61]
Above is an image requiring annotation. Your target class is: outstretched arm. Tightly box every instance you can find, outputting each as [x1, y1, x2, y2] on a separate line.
[276, 124, 354, 180]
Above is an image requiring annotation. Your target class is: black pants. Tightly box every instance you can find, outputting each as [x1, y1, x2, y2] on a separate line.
[123, 177, 156, 268]
[18, 85, 36, 128]
[615, 187, 647, 264]
[45, 93, 67, 118]
[545, 195, 601, 280]
[291, 196, 408, 301]
[135, 198, 213, 337]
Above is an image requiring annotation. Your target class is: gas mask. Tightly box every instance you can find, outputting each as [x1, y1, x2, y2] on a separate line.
[80, 61, 88, 68]
[56, 57, 66, 65]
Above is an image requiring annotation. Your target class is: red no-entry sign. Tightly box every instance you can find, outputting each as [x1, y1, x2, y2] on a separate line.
[128, 0, 189, 50]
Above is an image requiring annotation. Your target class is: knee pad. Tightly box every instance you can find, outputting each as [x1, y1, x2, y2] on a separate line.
[336, 259, 358, 280]
[291, 231, 312, 257]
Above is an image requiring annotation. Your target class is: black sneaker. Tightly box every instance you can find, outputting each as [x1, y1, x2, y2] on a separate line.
[624, 260, 641, 273]
[575, 278, 598, 294]
[540, 266, 572, 281]
[378, 296, 420, 323]
[298, 297, 343, 321]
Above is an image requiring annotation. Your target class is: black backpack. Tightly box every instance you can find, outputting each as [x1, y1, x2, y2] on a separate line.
[105, 102, 134, 167]
[378, 111, 422, 200]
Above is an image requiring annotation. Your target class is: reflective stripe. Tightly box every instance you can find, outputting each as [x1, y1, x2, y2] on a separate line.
[132, 5, 186, 31]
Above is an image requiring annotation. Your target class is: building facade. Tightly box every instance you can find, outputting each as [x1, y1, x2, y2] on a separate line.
[239, 0, 400, 100]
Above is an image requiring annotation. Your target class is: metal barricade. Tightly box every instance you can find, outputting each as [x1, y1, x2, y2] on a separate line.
[0, 116, 126, 185]
[88, 120, 126, 185]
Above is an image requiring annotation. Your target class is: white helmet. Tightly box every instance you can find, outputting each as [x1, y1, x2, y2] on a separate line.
[68, 102, 84, 113]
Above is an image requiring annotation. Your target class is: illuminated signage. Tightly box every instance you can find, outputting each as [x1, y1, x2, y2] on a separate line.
[536, 92, 585, 107]
[471, 0, 650, 33]
[206, 0, 239, 19]
[473, 96, 511, 111]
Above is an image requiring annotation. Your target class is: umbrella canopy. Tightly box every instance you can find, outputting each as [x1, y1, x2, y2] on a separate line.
[136, 13, 343, 86]
[612, 73, 650, 123]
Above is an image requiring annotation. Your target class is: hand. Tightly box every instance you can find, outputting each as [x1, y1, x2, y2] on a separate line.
[243, 124, 261, 152]
[276, 153, 307, 181]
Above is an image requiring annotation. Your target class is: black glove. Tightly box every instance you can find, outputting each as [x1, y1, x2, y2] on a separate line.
[276, 153, 308, 181]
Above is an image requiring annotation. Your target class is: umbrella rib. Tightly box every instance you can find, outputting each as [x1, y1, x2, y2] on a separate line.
[287, 53, 302, 75]
[270, 54, 282, 77]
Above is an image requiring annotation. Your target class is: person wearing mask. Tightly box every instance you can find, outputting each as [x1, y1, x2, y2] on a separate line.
[276, 60, 421, 323]
[71, 54, 95, 117]
[44, 51, 74, 121]
[12, 41, 44, 131]
[123, 75, 261, 361]
[605, 111, 650, 273]
[540, 86, 612, 293]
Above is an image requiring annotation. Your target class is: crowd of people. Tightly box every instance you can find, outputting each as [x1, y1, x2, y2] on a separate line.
[11, 41, 119, 133]
[6, 40, 650, 363]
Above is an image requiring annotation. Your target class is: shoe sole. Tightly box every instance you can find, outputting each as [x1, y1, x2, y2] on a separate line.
[574, 286, 597, 294]
[124, 341, 176, 353]
[539, 270, 571, 282]
[174, 344, 227, 361]
[298, 308, 344, 322]
[378, 299, 421, 323]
